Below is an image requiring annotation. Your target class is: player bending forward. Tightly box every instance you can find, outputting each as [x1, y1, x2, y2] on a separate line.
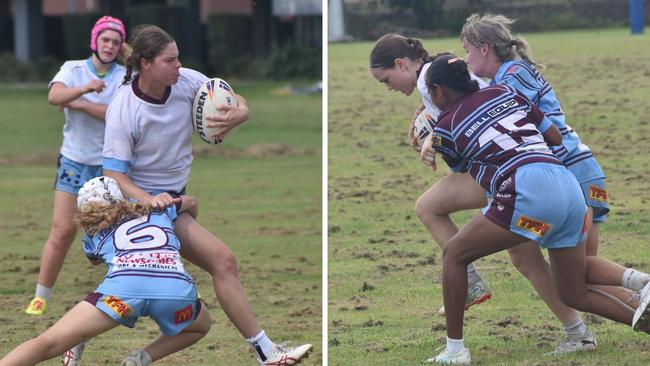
[0, 176, 211, 366]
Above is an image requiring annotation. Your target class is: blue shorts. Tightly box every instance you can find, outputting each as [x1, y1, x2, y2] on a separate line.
[149, 188, 187, 198]
[578, 178, 609, 223]
[483, 163, 587, 249]
[85, 292, 201, 336]
[565, 156, 608, 223]
[54, 155, 103, 195]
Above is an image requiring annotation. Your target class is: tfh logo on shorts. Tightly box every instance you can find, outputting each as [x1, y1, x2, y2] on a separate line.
[589, 185, 607, 202]
[175, 304, 193, 324]
[515, 215, 552, 237]
[103, 296, 132, 318]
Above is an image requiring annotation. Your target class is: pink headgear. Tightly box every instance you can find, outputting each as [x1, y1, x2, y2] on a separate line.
[90, 16, 126, 52]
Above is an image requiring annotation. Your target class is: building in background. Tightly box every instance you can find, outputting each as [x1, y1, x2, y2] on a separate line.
[4, 0, 321, 79]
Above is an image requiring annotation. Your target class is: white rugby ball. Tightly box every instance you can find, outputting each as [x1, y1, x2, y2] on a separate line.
[192, 78, 239, 144]
[413, 109, 437, 149]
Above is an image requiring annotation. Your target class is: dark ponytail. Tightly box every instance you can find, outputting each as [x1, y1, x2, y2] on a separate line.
[425, 54, 479, 94]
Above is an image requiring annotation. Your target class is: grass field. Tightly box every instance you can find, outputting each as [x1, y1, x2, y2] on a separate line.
[328, 28, 650, 365]
[0, 81, 322, 364]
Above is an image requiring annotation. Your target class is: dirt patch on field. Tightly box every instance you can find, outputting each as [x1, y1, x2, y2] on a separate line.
[193, 143, 320, 159]
[0, 151, 59, 166]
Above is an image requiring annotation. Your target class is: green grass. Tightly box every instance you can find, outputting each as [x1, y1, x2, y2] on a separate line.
[329, 28, 650, 365]
[0, 81, 322, 364]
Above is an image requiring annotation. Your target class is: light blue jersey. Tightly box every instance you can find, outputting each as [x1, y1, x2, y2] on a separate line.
[82, 206, 195, 300]
[494, 61, 608, 221]
[493, 61, 603, 177]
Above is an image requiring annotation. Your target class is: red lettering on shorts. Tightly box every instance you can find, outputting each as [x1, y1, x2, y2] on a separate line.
[515, 215, 552, 237]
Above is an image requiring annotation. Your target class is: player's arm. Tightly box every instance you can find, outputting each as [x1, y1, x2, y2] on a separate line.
[104, 170, 153, 203]
[104, 169, 177, 209]
[541, 123, 562, 146]
[82, 234, 102, 265]
[205, 93, 250, 137]
[408, 104, 425, 151]
[522, 95, 563, 146]
[65, 99, 109, 121]
[48, 80, 105, 106]
[175, 195, 198, 219]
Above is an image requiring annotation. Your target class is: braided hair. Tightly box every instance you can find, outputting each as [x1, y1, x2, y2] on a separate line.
[122, 25, 175, 85]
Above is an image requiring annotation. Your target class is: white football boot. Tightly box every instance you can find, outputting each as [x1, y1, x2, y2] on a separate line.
[256, 342, 313, 365]
[62, 342, 85, 366]
[121, 350, 152, 366]
[633, 281, 650, 333]
[547, 328, 597, 355]
[425, 347, 471, 364]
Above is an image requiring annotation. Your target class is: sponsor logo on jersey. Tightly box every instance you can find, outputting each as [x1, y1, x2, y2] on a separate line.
[589, 185, 607, 202]
[515, 215, 551, 237]
[506, 65, 519, 74]
[103, 296, 132, 318]
[465, 99, 518, 137]
[174, 304, 194, 324]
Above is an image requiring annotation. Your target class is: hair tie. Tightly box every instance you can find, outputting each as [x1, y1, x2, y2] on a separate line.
[509, 40, 517, 47]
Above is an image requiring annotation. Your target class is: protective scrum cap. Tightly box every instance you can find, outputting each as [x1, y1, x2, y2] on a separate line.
[90, 15, 126, 52]
[77, 176, 125, 207]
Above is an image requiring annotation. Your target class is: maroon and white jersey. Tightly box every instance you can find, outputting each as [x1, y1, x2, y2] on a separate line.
[431, 84, 562, 194]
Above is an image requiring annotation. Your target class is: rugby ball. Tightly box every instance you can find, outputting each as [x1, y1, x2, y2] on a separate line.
[192, 78, 239, 144]
[413, 109, 437, 149]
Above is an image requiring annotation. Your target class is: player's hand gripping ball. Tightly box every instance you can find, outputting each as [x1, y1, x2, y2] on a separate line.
[412, 109, 437, 150]
[192, 78, 239, 144]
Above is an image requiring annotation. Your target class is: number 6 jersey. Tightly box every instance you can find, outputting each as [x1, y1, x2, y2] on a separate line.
[82, 205, 195, 300]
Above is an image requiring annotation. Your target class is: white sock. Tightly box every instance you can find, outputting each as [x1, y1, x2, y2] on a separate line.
[35, 284, 52, 301]
[562, 317, 588, 338]
[246, 330, 274, 361]
[445, 337, 464, 354]
[622, 268, 650, 292]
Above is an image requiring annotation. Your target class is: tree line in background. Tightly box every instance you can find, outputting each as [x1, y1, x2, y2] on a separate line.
[345, 0, 644, 40]
[0, 4, 321, 82]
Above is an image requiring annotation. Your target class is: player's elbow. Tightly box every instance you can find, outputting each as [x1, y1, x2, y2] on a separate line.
[47, 93, 60, 106]
[543, 125, 563, 146]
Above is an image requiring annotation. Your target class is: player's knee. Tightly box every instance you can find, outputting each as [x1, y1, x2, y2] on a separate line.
[442, 240, 467, 266]
[48, 224, 76, 250]
[415, 191, 448, 219]
[33, 334, 59, 358]
[414, 195, 432, 222]
[555, 285, 585, 310]
[212, 246, 239, 278]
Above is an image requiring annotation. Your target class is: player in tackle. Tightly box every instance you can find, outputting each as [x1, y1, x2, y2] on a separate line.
[2, 176, 211, 366]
